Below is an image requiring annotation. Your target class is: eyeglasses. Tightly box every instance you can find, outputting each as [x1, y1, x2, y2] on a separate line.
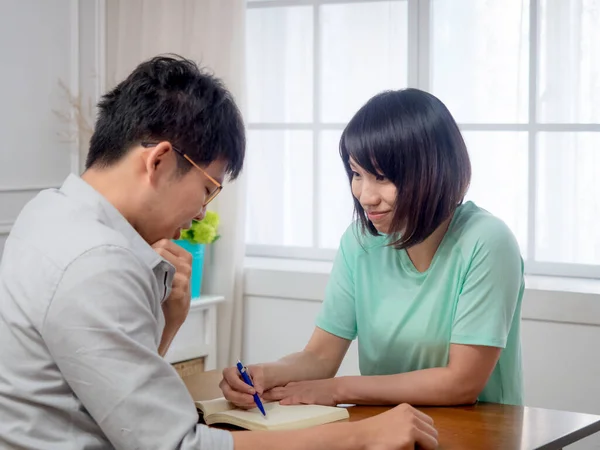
[141, 141, 222, 206]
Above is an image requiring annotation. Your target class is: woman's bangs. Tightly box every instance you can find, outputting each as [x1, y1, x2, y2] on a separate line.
[341, 126, 387, 177]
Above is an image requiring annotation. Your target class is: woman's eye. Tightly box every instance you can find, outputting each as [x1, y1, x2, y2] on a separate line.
[351, 171, 361, 178]
[375, 174, 386, 181]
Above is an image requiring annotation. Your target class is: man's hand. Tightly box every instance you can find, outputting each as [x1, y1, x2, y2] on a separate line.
[152, 239, 192, 356]
[232, 401, 438, 450]
[359, 403, 439, 450]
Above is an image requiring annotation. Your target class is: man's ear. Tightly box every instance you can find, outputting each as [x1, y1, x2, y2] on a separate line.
[142, 141, 175, 184]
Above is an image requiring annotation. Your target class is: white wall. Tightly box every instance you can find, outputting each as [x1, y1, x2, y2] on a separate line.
[242, 259, 600, 448]
[243, 295, 360, 377]
[0, 0, 105, 253]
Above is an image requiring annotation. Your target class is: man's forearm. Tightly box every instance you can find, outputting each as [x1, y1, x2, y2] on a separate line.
[336, 367, 479, 406]
[233, 422, 359, 450]
[158, 323, 180, 357]
[265, 350, 339, 388]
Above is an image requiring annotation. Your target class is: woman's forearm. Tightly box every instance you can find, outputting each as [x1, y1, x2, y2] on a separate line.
[336, 367, 479, 406]
[264, 350, 339, 388]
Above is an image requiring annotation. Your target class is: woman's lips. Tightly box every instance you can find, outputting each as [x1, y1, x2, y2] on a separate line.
[367, 211, 390, 221]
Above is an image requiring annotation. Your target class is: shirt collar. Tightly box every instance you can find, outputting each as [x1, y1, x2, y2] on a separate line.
[59, 174, 169, 271]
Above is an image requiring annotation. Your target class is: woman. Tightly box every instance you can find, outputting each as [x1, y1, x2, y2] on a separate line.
[221, 88, 524, 408]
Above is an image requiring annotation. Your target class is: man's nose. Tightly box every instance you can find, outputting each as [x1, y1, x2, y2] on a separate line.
[194, 207, 206, 222]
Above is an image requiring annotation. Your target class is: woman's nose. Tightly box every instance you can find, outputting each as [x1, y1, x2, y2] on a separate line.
[359, 183, 380, 206]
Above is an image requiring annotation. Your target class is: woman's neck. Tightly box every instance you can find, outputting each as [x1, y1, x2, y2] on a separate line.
[405, 215, 454, 273]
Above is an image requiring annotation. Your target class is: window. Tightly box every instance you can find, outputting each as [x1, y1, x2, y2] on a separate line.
[245, 0, 600, 278]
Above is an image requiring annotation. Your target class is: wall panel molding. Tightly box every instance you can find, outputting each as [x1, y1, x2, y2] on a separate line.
[0, 0, 106, 254]
[0, 222, 13, 236]
[70, 0, 81, 174]
[0, 185, 60, 194]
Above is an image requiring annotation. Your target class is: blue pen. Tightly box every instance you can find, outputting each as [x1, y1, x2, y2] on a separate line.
[236, 360, 267, 417]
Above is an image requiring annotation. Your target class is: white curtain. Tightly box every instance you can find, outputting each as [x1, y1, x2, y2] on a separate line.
[106, 0, 247, 369]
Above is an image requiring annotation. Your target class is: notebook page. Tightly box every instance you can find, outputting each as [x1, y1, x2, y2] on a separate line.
[196, 397, 235, 416]
[221, 402, 349, 428]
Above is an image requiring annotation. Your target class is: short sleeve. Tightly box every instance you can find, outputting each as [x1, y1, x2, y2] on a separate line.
[451, 222, 524, 348]
[315, 227, 358, 341]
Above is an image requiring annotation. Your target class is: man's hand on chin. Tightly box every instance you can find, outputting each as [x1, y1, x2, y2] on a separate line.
[152, 239, 192, 356]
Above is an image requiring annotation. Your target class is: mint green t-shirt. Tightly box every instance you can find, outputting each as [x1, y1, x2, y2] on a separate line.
[316, 201, 524, 405]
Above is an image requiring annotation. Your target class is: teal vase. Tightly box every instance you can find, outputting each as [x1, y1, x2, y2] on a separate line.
[173, 239, 205, 300]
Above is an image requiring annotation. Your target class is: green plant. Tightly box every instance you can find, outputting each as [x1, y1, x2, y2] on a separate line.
[179, 211, 220, 245]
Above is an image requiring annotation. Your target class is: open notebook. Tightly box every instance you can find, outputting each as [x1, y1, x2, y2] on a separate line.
[195, 397, 350, 431]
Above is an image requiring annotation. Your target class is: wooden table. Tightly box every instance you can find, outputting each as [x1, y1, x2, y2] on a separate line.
[183, 371, 600, 450]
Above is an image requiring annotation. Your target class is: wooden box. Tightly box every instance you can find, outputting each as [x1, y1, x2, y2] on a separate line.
[173, 357, 205, 379]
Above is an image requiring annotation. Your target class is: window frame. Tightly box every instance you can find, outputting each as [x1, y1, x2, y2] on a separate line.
[245, 0, 600, 279]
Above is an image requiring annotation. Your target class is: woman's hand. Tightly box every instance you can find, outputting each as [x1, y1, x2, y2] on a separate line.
[220, 364, 268, 409]
[263, 378, 340, 406]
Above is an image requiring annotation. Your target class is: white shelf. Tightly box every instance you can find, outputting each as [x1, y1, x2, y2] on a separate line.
[190, 295, 225, 309]
[165, 295, 225, 367]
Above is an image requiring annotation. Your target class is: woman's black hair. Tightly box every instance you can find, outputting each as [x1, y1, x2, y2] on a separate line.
[339, 88, 471, 249]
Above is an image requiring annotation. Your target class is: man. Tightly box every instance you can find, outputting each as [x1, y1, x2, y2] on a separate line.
[0, 55, 438, 449]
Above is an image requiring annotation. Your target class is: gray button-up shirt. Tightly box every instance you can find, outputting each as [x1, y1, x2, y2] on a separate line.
[0, 174, 233, 450]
